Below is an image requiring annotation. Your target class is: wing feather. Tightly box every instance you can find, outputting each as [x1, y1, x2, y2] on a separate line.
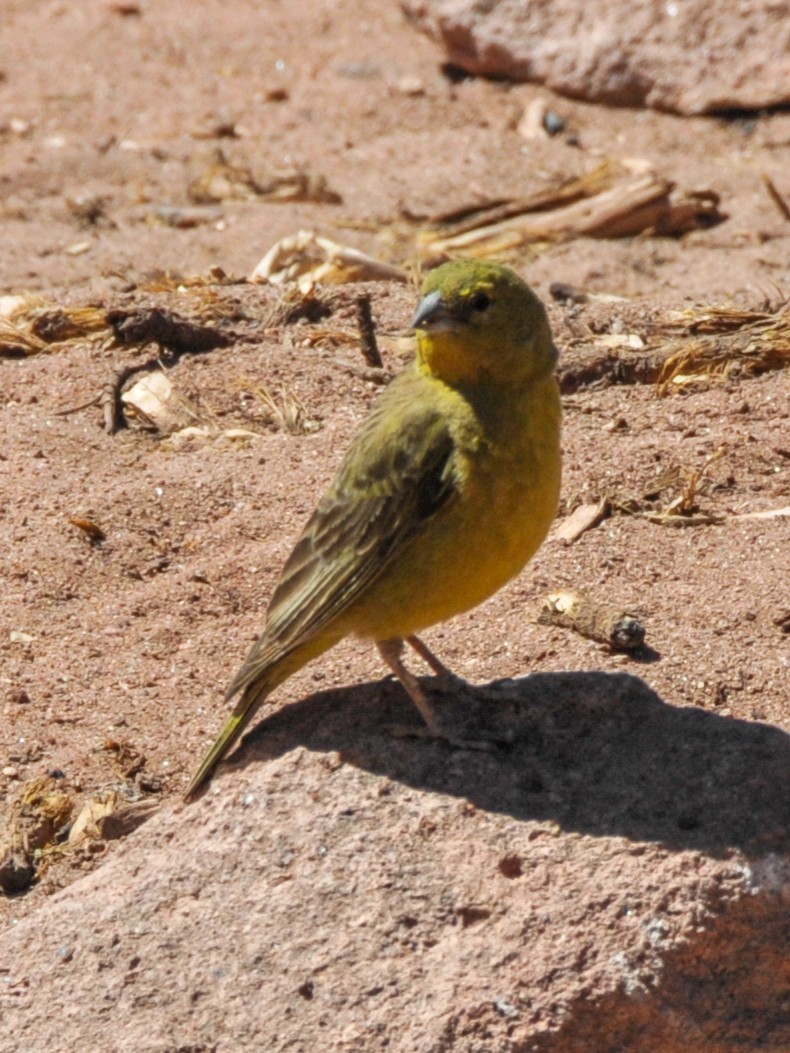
[226, 373, 460, 697]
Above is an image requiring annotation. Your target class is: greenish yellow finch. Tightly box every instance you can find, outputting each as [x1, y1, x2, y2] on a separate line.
[185, 259, 561, 798]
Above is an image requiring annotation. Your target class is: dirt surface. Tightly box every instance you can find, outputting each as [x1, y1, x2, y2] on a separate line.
[1, 2, 789, 1050]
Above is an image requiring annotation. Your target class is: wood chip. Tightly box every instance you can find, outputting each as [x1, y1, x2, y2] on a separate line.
[554, 499, 609, 544]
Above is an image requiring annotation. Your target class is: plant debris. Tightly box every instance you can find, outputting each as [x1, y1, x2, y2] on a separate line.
[67, 516, 107, 543]
[656, 305, 790, 392]
[101, 307, 233, 433]
[416, 160, 724, 261]
[120, 370, 209, 434]
[607, 447, 730, 527]
[557, 300, 790, 394]
[248, 382, 318, 435]
[188, 147, 341, 205]
[67, 791, 157, 845]
[249, 230, 407, 290]
[554, 499, 610, 544]
[353, 293, 383, 368]
[0, 776, 73, 894]
[0, 296, 109, 357]
[538, 590, 646, 651]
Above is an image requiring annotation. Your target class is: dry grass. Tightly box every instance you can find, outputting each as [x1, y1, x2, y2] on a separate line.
[250, 382, 313, 435]
[657, 303, 790, 392]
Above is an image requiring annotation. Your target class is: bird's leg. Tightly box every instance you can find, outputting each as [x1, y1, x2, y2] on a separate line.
[377, 637, 494, 751]
[406, 634, 467, 691]
[405, 634, 451, 676]
[377, 637, 442, 734]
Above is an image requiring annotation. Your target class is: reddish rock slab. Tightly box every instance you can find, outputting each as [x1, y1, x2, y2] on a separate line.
[403, 0, 790, 114]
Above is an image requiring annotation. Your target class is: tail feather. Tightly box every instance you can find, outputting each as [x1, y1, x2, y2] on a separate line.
[184, 679, 272, 800]
[184, 631, 343, 800]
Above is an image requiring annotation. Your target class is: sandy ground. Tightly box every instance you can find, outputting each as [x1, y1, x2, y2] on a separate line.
[0, 2, 789, 1050]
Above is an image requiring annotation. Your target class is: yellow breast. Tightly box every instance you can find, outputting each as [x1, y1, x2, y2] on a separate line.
[345, 371, 561, 641]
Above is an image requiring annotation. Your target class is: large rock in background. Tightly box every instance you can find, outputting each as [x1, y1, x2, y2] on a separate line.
[402, 0, 790, 114]
[2, 676, 789, 1052]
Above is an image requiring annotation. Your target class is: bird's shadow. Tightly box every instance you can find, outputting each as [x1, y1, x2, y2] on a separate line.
[222, 670, 790, 857]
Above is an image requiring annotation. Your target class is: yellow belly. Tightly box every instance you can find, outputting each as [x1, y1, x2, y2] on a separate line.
[344, 373, 561, 641]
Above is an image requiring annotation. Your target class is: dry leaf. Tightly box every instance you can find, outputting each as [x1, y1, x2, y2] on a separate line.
[69, 792, 158, 845]
[68, 516, 107, 542]
[68, 792, 121, 844]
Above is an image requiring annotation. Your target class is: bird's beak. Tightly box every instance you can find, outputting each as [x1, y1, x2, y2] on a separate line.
[411, 289, 458, 332]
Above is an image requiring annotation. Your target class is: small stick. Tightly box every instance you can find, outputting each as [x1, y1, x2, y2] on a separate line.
[102, 361, 151, 434]
[762, 173, 790, 222]
[333, 357, 391, 385]
[353, 294, 383, 368]
[100, 307, 234, 434]
[53, 395, 101, 417]
[538, 590, 646, 651]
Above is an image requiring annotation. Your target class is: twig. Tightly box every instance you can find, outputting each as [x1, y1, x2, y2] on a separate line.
[101, 307, 233, 434]
[418, 165, 724, 258]
[353, 294, 383, 368]
[762, 173, 790, 222]
[333, 357, 391, 385]
[52, 395, 102, 417]
[102, 361, 152, 434]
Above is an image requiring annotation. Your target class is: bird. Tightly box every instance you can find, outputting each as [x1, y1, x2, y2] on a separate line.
[185, 259, 562, 799]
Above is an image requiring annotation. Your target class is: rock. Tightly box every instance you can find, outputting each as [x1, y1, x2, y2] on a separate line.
[402, 0, 790, 114]
[1, 675, 789, 1051]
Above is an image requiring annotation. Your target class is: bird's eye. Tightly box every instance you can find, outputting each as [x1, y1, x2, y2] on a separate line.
[471, 292, 490, 312]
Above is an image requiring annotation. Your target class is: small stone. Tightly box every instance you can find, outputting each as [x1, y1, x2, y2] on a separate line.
[397, 75, 425, 96]
[494, 998, 519, 1018]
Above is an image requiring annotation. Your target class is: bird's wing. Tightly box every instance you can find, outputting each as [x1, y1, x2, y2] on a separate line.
[226, 378, 462, 697]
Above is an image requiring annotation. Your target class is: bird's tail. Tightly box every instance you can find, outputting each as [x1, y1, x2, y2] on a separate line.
[183, 677, 274, 800]
[184, 630, 342, 801]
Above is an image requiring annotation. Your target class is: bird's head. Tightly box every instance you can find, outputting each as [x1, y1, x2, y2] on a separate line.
[412, 259, 557, 388]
